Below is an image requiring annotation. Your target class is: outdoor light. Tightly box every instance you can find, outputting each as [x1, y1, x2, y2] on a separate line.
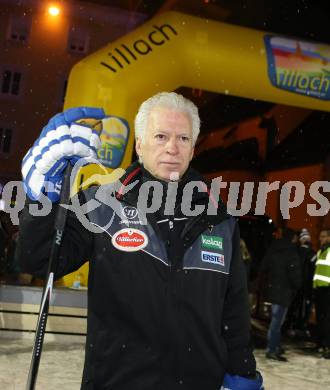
[48, 6, 60, 16]
[268, 218, 273, 224]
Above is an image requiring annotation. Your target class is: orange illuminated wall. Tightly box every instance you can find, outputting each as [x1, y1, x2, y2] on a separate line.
[204, 164, 326, 248]
[195, 104, 311, 161]
[265, 164, 325, 246]
[204, 169, 262, 205]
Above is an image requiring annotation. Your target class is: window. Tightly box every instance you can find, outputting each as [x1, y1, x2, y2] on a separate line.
[7, 15, 31, 43]
[0, 128, 12, 153]
[1, 70, 22, 96]
[67, 28, 89, 54]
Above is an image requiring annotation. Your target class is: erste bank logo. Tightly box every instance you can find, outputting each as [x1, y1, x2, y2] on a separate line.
[201, 251, 224, 266]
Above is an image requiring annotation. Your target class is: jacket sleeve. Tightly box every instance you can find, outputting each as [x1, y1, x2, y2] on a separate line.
[287, 249, 303, 291]
[17, 197, 93, 280]
[222, 371, 264, 390]
[222, 220, 257, 377]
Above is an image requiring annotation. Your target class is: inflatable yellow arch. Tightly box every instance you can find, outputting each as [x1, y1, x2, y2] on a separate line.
[61, 11, 330, 287]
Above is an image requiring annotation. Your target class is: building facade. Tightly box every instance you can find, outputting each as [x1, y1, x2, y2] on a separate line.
[0, 0, 145, 182]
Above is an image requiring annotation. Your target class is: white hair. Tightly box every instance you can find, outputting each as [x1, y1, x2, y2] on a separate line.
[134, 92, 200, 145]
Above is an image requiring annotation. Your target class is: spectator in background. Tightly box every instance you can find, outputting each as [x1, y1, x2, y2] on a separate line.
[285, 228, 315, 338]
[296, 228, 315, 337]
[6, 231, 29, 284]
[262, 228, 302, 361]
[313, 228, 330, 359]
[0, 211, 30, 284]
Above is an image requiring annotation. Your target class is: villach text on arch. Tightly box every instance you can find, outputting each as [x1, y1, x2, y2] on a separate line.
[100, 23, 178, 73]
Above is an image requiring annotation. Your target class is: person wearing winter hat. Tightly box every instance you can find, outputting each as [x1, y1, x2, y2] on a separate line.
[262, 228, 302, 361]
[294, 228, 315, 337]
[299, 228, 311, 244]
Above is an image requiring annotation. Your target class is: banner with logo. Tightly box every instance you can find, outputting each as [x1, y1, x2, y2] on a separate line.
[265, 35, 330, 100]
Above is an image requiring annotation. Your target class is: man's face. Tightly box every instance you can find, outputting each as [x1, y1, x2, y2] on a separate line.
[319, 230, 330, 246]
[135, 106, 194, 181]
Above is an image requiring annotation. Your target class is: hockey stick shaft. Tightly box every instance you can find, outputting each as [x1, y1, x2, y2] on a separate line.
[26, 163, 73, 390]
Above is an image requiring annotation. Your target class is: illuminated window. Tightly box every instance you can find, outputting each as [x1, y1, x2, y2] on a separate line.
[0, 128, 13, 153]
[1, 70, 22, 96]
[7, 15, 31, 43]
[67, 28, 89, 54]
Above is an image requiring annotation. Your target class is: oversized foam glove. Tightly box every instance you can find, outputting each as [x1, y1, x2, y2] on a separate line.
[22, 107, 105, 202]
[221, 372, 264, 390]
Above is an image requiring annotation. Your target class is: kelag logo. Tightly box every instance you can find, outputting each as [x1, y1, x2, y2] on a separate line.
[201, 235, 223, 250]
[264, 35, 330, 100]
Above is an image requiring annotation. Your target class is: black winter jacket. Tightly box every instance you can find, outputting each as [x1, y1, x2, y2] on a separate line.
[262, 238, 303, 307]
[298, 244, 315, 299]
[17, 162, 256, 390]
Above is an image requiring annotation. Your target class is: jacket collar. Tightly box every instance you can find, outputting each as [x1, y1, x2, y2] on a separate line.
[115, 161, 229, 224]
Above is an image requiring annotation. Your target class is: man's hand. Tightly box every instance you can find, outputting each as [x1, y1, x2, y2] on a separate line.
[22, 107, 105, 202]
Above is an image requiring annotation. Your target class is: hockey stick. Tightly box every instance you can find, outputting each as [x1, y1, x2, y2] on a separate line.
[26, 163, 73, 390]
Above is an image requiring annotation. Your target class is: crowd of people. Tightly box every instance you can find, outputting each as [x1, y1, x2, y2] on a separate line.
[261, 227, 330, 361]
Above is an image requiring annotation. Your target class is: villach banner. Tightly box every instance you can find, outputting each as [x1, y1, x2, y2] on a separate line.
[265, 35, 330, 100]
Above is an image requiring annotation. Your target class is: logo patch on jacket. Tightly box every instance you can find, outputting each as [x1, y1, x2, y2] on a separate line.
[201, 235, 223, 250]
[112, 228, 148, 252]
[122, 206, 138, 220]
[201, 251, 224, 266]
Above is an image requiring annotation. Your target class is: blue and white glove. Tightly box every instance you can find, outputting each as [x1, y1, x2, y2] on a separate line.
[221, 372, 264, 390]
[22, 107, 105, 202]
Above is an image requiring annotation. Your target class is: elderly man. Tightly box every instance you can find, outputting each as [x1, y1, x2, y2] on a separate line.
[18, 92, 263, 389]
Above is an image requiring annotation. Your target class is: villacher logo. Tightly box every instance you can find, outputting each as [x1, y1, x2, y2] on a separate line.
[100, 23, 178, 73]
